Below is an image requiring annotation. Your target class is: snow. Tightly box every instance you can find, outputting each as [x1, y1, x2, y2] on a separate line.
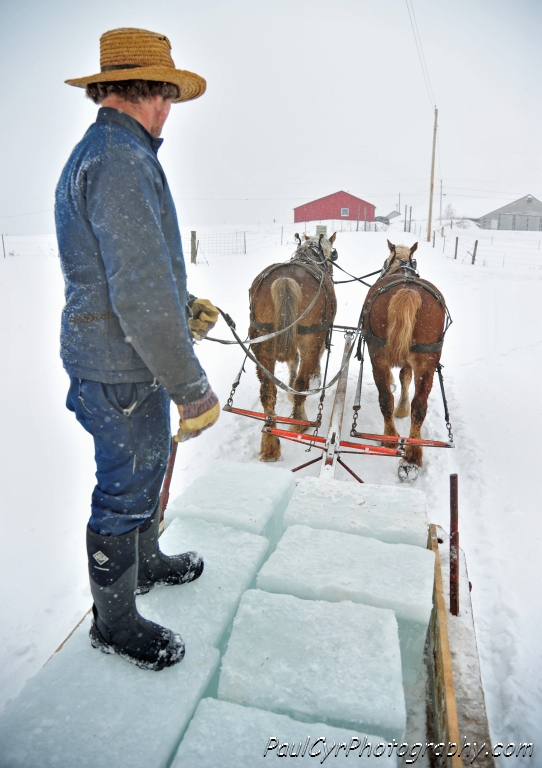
[217, 589, 406, 741]
[136, 517, 269, 648]
[284, 476, 428, 547]
[165, 459, 294, 541]
[1, 223, 542, 748]
[0, 615, 219, 768]
[257, 524, 434, 684]
[172, 698, 398, 766]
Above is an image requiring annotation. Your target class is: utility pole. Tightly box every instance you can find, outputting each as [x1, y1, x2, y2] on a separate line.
[427, 107, 438, 242]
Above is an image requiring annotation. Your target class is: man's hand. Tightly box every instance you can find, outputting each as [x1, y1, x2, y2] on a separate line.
[189, 298, 219, 340]
[175, 385, 220, 442]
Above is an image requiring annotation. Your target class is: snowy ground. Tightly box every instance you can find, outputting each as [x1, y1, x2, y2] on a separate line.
[1, 223, 541, 749]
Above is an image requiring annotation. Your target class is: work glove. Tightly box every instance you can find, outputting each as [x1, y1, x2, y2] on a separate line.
[189, 298, 219, 341]
[175, 385, 220, 442]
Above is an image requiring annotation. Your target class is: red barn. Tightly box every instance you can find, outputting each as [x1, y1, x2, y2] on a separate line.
[294, 191, 375, 224]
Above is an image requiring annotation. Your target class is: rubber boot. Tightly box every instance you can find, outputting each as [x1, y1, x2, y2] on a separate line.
[136, 506, 204, 595]
[87, 526, 185, 671]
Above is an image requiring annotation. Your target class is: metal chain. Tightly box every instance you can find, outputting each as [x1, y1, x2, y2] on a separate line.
[436, 362, 454, 444]
[226, 354, 248, 408]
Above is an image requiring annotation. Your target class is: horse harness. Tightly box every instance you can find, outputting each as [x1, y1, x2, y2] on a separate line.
[362, 268, 451, 354]
[250, 241, 337, 336]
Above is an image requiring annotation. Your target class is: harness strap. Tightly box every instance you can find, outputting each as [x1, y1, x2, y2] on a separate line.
[250, 313, 333, 336]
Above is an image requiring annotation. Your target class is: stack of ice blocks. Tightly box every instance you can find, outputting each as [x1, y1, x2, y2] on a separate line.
[165, 459, 295, 543]
[257, 524, 435, 684]
[0, 461, 294, 767]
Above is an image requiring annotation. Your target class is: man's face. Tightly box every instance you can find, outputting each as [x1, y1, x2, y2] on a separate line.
[149, 96, 173, 137]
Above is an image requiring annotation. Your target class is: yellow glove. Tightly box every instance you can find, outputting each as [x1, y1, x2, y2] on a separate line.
[175, 387, 220, 442]
[189, 298, 219, 340]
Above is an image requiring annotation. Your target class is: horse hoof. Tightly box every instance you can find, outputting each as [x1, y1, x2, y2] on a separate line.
[398, 461, 419, 483]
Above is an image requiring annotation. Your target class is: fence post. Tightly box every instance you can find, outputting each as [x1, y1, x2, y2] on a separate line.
[190, 231, 197, 264]
[454, 236, 458, 260]
[450, 474, 459, 616]
[409, 206, 412, 233]
[471, 240, 478, 265]
[432, 231, 435, 247]
[244, 232, 246, 254]
[404, 205, 407, 232]
[443, 235, 446, 253]
[1, 234, 5, 258]
[356, 205, 360, 231]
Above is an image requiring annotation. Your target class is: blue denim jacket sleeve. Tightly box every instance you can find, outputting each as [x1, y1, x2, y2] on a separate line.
[85, 149, 208, 404]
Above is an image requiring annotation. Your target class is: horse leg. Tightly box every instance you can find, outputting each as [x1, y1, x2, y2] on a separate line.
[395, 364, 413, 418]
[405, 360, 436, 466]
[254, 344, 282, 462]
[290, 335, 323, 433]
[371, 353, 399, 442]
[287, 351, 299, 403]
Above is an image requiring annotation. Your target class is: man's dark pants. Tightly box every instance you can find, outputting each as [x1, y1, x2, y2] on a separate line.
[66, 377, 171, 536]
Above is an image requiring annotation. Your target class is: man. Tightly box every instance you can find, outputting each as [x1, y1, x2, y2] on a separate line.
[55, 28, 219, 671]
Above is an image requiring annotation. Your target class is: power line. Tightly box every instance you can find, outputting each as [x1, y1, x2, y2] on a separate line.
[405, 0, 435, 109]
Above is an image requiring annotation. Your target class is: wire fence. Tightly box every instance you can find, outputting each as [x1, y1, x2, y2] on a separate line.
[434, 230, 542, 271]
[0, 235, 58, 258]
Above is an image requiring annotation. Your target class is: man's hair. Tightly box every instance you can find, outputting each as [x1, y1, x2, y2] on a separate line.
[85, 79, 180, 104]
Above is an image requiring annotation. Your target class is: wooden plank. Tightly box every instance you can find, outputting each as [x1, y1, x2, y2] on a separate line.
[427, 523, 463, 767]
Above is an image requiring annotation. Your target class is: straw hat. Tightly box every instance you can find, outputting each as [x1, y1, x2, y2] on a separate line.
[65, 28, 206, 103]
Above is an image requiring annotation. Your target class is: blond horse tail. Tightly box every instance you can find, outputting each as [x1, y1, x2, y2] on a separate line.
[387, 288, 422, 367]
[271, 277, 302, 361]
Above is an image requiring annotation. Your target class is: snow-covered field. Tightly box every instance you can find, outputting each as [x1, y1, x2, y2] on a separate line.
[1, 223, 541, 749]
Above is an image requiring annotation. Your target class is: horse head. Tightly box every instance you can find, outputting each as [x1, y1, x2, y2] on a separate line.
[383, 240, 418, 275]
[294, 232, 338, 269]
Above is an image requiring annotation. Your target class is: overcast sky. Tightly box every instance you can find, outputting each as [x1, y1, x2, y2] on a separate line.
[1, 0, 541, 234]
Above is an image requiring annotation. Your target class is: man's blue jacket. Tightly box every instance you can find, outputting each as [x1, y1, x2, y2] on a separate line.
[55, 107, 208, 405]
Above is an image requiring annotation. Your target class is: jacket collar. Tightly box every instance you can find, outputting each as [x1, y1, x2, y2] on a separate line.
[96, 107, 163, 153]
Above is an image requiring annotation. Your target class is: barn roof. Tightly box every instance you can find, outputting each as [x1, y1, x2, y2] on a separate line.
[481, 194, 542, 220]
[293, 190, 374, 211]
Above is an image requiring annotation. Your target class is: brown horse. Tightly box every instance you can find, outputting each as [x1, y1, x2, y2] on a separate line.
[362, 240, 447, 478]
[249, 233, 338, 462]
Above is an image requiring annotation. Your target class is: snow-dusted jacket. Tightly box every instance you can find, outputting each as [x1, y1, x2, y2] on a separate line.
[55, 107, 208, 405]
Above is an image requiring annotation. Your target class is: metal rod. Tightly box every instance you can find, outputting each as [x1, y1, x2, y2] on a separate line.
[454, 236, 458, 260]
[320, 333, 355, 478]
[291, 456, 322, 473]
[337, 456, 364, 484]
[450, 474, 459, 615]
[159, 438, 178, 524]
[1, 234, 5, 259]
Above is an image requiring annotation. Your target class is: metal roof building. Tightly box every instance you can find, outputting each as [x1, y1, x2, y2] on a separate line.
[294, 191, 375, 224]
[477, 194, 542, 230]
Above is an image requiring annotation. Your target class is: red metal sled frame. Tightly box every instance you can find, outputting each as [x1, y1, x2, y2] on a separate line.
[222, 404, 319, 428]
[352, 431, 453, 449]
[262, 426, 404, 458]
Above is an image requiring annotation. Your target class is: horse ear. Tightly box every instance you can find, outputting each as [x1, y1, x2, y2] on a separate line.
[387, 239, 395, 251]
[410, 242, 418, 256]
[329, 232, 337, 244]
[303, 233, 310, 240]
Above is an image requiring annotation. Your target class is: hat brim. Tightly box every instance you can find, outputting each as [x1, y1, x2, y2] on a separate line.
[65, 66, 206, 103]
